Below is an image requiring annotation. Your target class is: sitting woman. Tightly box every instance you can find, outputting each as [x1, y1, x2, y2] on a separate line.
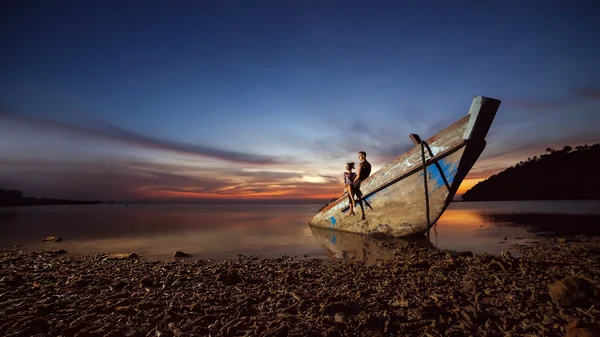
[343, 162, 357, 216]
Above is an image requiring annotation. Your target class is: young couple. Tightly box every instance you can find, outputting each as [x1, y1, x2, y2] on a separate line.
[343, 151, 372, 216]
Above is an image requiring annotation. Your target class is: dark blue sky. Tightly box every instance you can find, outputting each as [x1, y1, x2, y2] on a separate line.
[1, 0, 599, 200]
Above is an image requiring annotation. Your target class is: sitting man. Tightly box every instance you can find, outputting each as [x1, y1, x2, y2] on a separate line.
[353, 151, 373, 211]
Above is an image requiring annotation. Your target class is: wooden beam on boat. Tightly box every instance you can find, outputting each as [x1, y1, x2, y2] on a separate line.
[409, 133, 422, 145]
[423, 142, 451, 191]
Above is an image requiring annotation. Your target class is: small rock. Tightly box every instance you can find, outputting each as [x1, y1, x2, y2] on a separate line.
[549, 277, 599, 307]
[322, 301, 359, 315]
[173, 251, 190, 258]
[104, 253, 138, 260]
[456, 250, 474, 258]
[326, 329, 342, 337]
[140, 277, 154, 287]
[168, 322, 183, 336]
[566, 319, 600, 337]
[43, 236, 63, 242]
[216, 269, 243, 285]
[43, 249, 67, 255]
[136, 302, 155, 310]
[189, 302, 203, 312]
[112, 280, 127, 289]
[155, 327, 174, 337]
[389, 298, 409, 308]
[114, 306, 135, 314]
[334, 312, 345, 323]
[71, 278, 90, 287]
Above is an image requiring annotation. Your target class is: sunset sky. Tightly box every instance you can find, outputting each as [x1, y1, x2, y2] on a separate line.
[1, 0, 599, 202]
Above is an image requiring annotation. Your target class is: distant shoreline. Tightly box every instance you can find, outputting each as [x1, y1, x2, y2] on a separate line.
[453, 198, 600, 202]
[1, 199, 331, 207]
[0, 199, 102, 207]
[0, 199, 600, 208]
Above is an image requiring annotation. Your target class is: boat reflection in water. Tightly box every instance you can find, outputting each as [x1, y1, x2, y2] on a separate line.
[309, 225, 434, 264]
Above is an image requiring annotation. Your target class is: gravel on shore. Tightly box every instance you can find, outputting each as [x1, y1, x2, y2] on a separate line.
[1, 237, 599, 337]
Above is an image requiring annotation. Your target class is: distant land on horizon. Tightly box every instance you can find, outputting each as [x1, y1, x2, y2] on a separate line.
[0, 189, 103, 207]
[461, 144, 600, 201]
[0, 189, 331, 207]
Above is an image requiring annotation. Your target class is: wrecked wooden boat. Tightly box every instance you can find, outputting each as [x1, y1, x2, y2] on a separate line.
[309, 96, 501, 237]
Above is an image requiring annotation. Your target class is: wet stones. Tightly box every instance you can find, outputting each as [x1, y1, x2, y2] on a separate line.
[1, 236, 599, 336]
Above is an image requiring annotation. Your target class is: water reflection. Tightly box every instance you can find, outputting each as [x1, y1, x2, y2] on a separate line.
[309, 225, 434, 264]
[0, 204, 328, 260]
[310, 200, 600, 258]
[482, 213, 600, 236]
[1, 201, 598, 260]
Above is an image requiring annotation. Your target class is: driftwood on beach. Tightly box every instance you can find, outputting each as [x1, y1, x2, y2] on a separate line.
[1, 237, 599, 336]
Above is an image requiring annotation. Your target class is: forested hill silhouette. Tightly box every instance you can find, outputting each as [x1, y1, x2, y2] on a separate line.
[461, 144, 600, 201]
[0, 189, 103, 207]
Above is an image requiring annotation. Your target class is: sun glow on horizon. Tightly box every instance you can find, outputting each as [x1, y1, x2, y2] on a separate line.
[301, 175, 328, 183]
[131, 173, 490, 201]
[456, 178, 485, 195]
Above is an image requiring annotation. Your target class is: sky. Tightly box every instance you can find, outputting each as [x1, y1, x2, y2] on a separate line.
[1, 0, 600, 202]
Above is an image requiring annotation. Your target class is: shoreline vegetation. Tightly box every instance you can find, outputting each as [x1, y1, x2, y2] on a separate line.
[1, 237, 599, 336]
[462, 144, 600, 201]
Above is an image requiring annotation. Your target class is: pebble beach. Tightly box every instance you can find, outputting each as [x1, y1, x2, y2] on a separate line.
[1, 236, 599, 337]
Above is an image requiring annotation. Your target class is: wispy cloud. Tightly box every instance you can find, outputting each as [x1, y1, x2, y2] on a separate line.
[0, 111, 289, 165]
[306, 114, 417, 165]
[0, 157, 229, 200]
[506, 86, 600, 111]
[576, 87, 600, 100]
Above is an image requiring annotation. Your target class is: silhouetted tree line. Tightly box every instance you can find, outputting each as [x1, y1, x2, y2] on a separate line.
[0, 189, 103, 207]
[462, 144, 600, 201]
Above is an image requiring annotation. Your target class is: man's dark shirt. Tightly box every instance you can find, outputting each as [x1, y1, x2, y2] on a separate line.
[358, 160, 371, 181]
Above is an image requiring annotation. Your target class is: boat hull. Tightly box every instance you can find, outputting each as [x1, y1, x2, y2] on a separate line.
[309, 96, 501, 237]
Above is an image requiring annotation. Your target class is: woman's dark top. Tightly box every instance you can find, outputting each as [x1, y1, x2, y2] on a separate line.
[344, 172, 356, 186]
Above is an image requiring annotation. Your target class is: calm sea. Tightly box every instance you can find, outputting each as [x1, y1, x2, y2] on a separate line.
[1, 201, 599, 262]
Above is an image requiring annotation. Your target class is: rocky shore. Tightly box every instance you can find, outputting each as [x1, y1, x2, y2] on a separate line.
[1, 237, 599, 337]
